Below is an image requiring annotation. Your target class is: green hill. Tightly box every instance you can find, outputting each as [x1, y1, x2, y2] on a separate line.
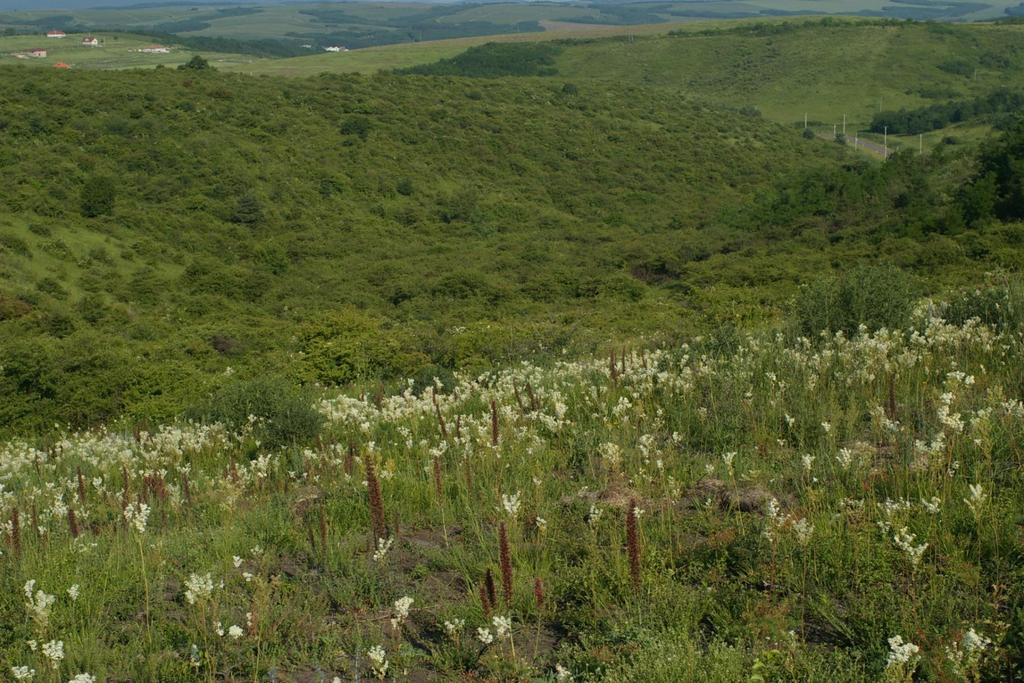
[0, 65, 850, 431]
[404, 19, 1024, 149]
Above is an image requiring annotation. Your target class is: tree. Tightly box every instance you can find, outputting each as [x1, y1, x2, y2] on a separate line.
[178, 55, 211, 71]
[79, 176, 116, 217]
[231, 193, 264, 225]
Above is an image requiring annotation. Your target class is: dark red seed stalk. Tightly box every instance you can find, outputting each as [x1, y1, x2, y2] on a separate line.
[490, 400, 499, 447]
[626, 498, 641, 590]
[484, 568, 497, 612]
[67, 507, 80, 539]
[512, 384, 526, 415]
[533, 577, 545, 611]
[365, 455, 387, 542]
[499, 522, 513, 606]
[479, 581, 493, 618]
[181, 472, 192, 503]
[344, 443, 356, 477]
[10, 508, 21, 557]
[525, 382, 539, 411]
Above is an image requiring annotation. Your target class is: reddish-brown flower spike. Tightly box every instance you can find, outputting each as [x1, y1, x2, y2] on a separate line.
[626, 498, 641, 590]
[344, 443, 356, 477]
[499, 522, 513, 606]
[10, 508, 21, 557]
[533, 577, 545, 611]
[490, 399, 499, 447]
[479, 581, 493, 618]
[67, 507, 80, 539]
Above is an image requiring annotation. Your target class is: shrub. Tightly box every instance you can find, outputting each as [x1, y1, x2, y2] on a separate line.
[80, 175, 116, 217]
[792, 264, 918, 337]
[178, 55, 211, 71]
[942, 279, 1024, 331]
[185, 376, 323, 447]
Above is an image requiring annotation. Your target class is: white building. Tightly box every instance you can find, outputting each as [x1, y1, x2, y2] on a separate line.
[46, 30, 66, 39]
[324, 46, 349, 53]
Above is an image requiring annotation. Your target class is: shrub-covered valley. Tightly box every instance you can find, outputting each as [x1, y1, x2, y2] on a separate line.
[1, 18, 1023, 683]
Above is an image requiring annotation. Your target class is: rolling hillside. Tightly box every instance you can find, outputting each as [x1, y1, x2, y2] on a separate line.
[0, 65, 855, 431]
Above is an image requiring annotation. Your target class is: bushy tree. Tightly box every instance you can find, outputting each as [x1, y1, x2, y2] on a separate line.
[793, 264, 919, 337]
[178, 55, 211, 71]
[79, 175, 116, 217]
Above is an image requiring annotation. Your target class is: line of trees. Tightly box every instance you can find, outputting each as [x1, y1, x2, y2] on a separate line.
[870, 88, 1024, 135]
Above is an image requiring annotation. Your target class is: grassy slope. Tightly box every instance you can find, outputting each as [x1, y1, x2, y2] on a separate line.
[0, 33, 256, 70]
[0, 316, 1020, 680]
[553, 21, 1024, 132]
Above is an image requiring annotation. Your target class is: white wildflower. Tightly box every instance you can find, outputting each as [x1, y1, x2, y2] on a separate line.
[476, 627, 494, 645]
[367, 644, 389, 679]
[886, 635, 919, 669]
[184, 573, 214, 605]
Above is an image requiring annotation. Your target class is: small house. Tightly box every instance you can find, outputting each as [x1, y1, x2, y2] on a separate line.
[46, 30, 66, 39]
[324, 46, 349, 53]
[81, 36, 100, 47]
[139, 45, 170, 54]
[29, 48, 48, 58]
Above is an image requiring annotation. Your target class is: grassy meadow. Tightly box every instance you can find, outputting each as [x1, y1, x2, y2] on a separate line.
[0, 286, 1022, 680]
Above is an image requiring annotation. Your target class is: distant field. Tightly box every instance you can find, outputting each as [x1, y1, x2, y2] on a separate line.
[223, 20, 694, 77]
[2, 0, 1022, 51]
[0, 33, 256, 70]
[551, 21, 1024, 133]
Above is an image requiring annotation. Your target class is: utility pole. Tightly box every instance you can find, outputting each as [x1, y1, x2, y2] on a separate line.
[804, 112, 807, 129]
[919, 133, 923, 155]
[855, 131, 858, 149]
[833, 123, 837, 138]
[884, 125, 888, 159]
[843, 114, 846, 136]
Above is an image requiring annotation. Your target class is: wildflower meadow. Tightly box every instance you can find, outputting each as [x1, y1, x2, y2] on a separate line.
[1, 293, 1021, 681]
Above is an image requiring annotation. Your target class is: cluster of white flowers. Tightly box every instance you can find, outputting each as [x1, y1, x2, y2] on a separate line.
[443, 618, 465, 640]
[23, 580, 56, 630]
[492, 615, 512, 640]
[893, 527, 928, 566]
[886, 635, 920, 669]
[41, 639, 64, 667]
[367, 644, 389, 679]
[184, 573, 215, 605]
[965, 483, 987, 517]
[476, 627, 494, 644]
[372, 536, 394, 562]
[123, 502, 150, 534]
[390, 596, 414, 629]
[946, 626, 992, 674]
[10, 666, 35, 680]
[501, 491, 522, 517]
